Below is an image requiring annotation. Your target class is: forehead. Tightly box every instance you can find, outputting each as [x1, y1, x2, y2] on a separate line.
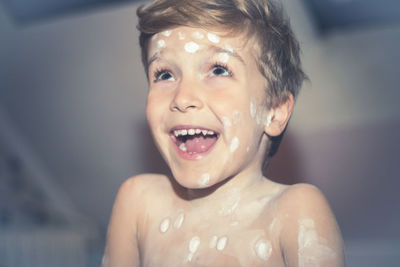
[148, 26, 257, 63]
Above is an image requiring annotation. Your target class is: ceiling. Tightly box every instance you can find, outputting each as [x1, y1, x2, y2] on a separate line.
[2, 0, 400, 32]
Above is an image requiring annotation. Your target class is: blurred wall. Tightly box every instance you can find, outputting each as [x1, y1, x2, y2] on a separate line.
[1, 0, 400, 264]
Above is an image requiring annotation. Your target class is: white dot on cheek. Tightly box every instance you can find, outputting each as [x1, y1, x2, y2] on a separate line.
[222, 117, 232, 129]
[230, 137, 239, 153]
[250, 102, 256, 118]
[184, 42, 200, 53]
[207, 33, 220, 43]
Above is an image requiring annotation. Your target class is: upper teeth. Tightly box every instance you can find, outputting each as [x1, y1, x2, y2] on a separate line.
[174, 129, 215, 137]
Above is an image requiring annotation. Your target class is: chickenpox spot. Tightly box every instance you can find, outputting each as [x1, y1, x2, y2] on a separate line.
[161, 30, 172, 37]
[178, 31, 185, 40]
[298, 218, 336, 267]
[265, 113, 272, 127]
[256, 112, 262, 125]
[217, 236, 228, 251]
[232, 110, 241, 124]
[219, 188, 240, 216]
[222, 117, 232, 129]
[230, 137, 239, 153]
[207, 33, 220, 43]
[225, 44, 234, 53]
[269, 218, 282, 238]
[174, 213, 185, 229]
[246, 146, 250, 152]
[230, 221, 239, 226]
[160, 218, 170, 233]
[250, 102, 256, 118]
[157, 39, 166, 49]
[198, 173, 210, 187]
[218, 52, 230, 63]
[184, 42, 200, 53]
[192, 31, 204, 39]
[187, 236, 201, 262]
[254, 239, 272, 261]
[209, 235, 218, 248]
[151, 33, 159, 41]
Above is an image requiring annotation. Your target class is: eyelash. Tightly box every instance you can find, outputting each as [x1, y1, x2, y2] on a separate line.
[153, 68, 174, 82]
[151, 61, 233, 82]
[210, 62, 233, 77]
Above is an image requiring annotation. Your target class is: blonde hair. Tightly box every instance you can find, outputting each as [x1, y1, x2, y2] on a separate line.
[137, 0, 306, 109]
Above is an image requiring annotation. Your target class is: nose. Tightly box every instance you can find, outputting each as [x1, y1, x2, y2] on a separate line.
[170, 79, 204, 112]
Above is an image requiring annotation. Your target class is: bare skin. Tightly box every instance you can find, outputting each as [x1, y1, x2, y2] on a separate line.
[103, 27, 345, 266]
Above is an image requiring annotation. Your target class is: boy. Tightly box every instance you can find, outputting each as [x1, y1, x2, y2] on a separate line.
[103, 0, 345, 266]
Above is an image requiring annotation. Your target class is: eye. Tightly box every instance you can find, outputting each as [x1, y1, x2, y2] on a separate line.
[154, 69, 175, 82]
[210, 64, 232, 77]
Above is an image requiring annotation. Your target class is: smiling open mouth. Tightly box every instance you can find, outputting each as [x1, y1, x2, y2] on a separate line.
[170, 127, 219, 156]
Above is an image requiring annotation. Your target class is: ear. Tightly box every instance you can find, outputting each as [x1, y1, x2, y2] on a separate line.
[264, 94, 294, 137]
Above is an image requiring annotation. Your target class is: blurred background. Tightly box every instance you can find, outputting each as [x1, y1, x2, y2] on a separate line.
[0, 0, 400, 266]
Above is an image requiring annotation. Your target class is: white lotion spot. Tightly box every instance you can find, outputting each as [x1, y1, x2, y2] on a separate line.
[232, 110, 241, 124]
[207, 32, 220, 43]
[298, 219, 336, 267]
[157, 39, 166, 49]
[160, 218, 170, 233]
[216, 236, 228, 251]
[151, 33, 159, 41]
[192, 31, 204, 39]
[250, 102, 257, 118]
[219, 188, 241, 216]
[265, 113, 272, 127]
[217, 52, 230, 63]
[225, 44, 234, 53]
[230, 137, 239, 153]
[187, 236, 201, 262]
[255, 239, 272, 261]
[174, 213, 185, 229]
[161, 30, 172, 37]
[209, 235, 218, 248]
[198, 173, 210, 187]
[184, 41, 200, 53]
[222, 117, 232, 129]
[178, 31, 185, 40]
[179, 143, 187, 152]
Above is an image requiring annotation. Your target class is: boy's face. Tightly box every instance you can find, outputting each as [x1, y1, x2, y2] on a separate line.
[146, 27, 271, 189]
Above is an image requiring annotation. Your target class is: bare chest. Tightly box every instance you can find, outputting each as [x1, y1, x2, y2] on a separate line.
[139, 208, 285, 267]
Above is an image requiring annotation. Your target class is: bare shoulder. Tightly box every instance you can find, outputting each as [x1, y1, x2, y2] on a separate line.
[275, 183, 345, 267]
[103, 173, 172, 267]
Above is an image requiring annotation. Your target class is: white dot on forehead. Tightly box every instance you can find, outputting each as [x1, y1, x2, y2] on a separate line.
[225, 44, 234, 53]
[157, 39, 166, 49]
[217, 52, 230, 63]
[161, 30, 172, 37]
[178, 31, 185, 40]
[184, 41, 200, 53]
[254, 239, 272, 261]
[207, 32, 220, 43]
[192, 31, 204, 39]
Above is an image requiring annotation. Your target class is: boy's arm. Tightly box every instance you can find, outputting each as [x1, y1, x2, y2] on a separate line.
[279, 184, 345, 267]
[103, 177, 141, 267]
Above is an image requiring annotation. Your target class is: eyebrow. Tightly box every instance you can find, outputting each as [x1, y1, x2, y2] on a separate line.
[147, 45, 246, 67]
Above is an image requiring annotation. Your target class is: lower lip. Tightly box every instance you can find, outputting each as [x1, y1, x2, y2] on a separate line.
[170, 135, 218, 160]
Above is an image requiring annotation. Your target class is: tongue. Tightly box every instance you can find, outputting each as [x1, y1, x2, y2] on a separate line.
[185, 136, 217, 153]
